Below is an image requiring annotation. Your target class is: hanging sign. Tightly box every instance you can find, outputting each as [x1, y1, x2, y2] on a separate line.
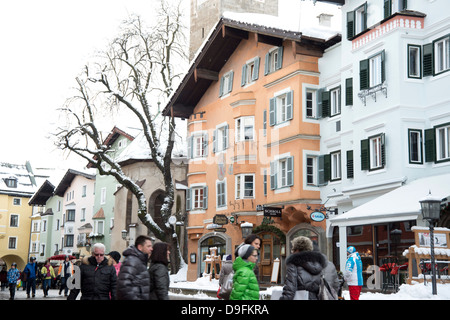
[310, 211, 325, 222]
[213, 214, 229, 225]
[264, 207, 282, 217]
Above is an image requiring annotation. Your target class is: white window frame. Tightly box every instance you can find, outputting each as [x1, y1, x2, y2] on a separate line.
[216, 180, 227, 209]
[330, 87, 341, 116]
[220, 71, 234, 97]
[8, 237, 17, 249]
[235, 174, 255, 199]
[95, 220, 105, 235]
[436, 124, 450, 161]
[408, 45, 421, 78]
[355, 5, 366, 35]
[235, 116, 254, 142]
[193, 134, 207, 158]
[215, 124, 229, 152]
[331, 151, 342, 181]
[13, 198, 21, 206]
[10, 214, 19, 227]
[434, 36, 450, 74]
[100, 187, 107, 205]
[370, 135, 383, 169]
[370, 53, 383, 87]
[192, 187, 205, 210]
[306, 156, 318, 186]
[306, 89, 317, 119]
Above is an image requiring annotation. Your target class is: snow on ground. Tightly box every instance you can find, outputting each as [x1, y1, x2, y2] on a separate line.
[170, 266, 450, 300]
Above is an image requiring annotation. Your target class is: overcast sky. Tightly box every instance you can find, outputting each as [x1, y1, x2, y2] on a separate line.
[0, 0, 340, 172]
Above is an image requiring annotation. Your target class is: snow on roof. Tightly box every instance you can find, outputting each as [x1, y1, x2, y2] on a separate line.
[0, 161, 52, 196]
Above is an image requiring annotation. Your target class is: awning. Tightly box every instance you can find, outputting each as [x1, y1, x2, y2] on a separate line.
[330, 173, 450, 227]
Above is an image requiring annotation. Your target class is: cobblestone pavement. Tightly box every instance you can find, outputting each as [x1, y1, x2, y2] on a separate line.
[0, 288, 67, 300]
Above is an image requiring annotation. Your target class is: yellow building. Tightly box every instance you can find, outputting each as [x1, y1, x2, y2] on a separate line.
[0, 162, 49, 270]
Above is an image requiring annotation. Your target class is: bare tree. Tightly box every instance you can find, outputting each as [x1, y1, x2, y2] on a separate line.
[55, 0, 188, 272]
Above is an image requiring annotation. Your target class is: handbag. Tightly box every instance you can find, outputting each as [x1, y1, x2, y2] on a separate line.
[318, 273, 338, 300]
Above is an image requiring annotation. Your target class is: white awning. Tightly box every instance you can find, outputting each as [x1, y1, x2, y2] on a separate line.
[330, 173, 450, 227]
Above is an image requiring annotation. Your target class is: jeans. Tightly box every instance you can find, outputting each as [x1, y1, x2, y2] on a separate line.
[9, 283, 16, 299]
[26, 278, 36, 296]
[43, 279, 51, 296]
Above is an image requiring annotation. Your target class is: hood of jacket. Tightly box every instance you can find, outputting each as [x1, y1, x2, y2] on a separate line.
[123, 245, 149, 264]
[82, 255, 114, 267]
[286, 251, 327, 276]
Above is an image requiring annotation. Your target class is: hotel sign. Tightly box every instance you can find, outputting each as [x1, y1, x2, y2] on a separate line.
[263, 207, 282, 218]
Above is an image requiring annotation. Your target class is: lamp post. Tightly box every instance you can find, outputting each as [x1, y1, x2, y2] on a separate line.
[419, 192, 441, 295]
[240, 222, 253, 239]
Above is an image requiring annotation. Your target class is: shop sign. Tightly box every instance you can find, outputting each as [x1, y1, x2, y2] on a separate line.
[263, 206, 282, 217]
[310, 211, 325, 222]
[213, 214, 229, 225]
[214, 228, 227, 233]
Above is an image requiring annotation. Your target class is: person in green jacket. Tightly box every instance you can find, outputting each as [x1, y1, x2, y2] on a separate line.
[230, 244, 259, 300]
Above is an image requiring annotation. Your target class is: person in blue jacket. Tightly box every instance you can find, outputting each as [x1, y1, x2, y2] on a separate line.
[344, 246, 363, 300]
[24, 256, 38, 298]
[7, 262, 21, 300]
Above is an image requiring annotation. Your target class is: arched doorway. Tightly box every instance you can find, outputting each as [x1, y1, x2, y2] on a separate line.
[286, 223, 325, 254]
[198, 233, 230, 278]
[257, 231, 284, 283]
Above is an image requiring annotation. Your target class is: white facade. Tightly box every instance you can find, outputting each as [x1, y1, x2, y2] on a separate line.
[315, 0, 450, 268]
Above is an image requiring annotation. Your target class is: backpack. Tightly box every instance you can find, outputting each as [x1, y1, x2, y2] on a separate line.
[218, 271, 234, 300]
[318, 273, 338, 300]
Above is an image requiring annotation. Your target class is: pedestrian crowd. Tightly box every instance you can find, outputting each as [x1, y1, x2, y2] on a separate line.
[1, 233, 362, 301]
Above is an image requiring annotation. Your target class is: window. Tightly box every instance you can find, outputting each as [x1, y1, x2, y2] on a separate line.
[270, 156, 294, 190]
[306, 156, 317, 186]
[96, 220, 104, 235]
[216, 180, 226, 208]
[100, 187, 107, 204]
[361, 134, 386, 170]
[306, 89, 317, 118]
[186, 186, 208, 211]
[434, 35, 450, 75]
[347, 2, 367, 39]
[436, 124, 450, 161]
[241, 57, 260, 86]
[263, 169, 268, 196]
[235, 174, 254, 199]
[264, 47, 283, 75]
[331, 151, 342, 181]
[408, 45, 421, 78]
[213, 124, 229, 153]
[10, 214, 19, 227]
[219, 71, 234, 97]
[81, 208, 86, 221]
[13, 198, 21, 206]
[82, 185, 87, 197]
[330, 87, 341, 116]
[64, 235, 74, 247]
[360, 51, 385, 90]
[8, 237, 17, 249]
[4, 178, 17, 188]
[408, 129, 423, 164]
[269, 91, 293, 125]
[66, 209, 75, 222]
[235, 117, 254, 142]
[188, 133, 208, 159]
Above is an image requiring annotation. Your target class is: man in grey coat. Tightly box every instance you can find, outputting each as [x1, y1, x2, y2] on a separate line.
[116, 235, 153, 300]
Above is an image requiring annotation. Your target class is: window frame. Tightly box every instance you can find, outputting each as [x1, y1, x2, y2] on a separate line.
[330, 86, 341, 117]
[219, 70, 234, 97]
[235, 174, 255, 199]
[216, 180, 227, 208]
[264, 46, 283, 75]
[408, 44, 422, 79]
[434, 34, 450, 76]
[436, 123, 450, 162]
[269, 90, 293, 126]
[408, 129, 423, 164]
[10, 214, 19, 227]
[369, 134, 386, 170]
[305, 89, 317, 118]
[241, 57, 260, 86]
[306, 156, 318, 186]
[330, 151, 342, 181]
[235, 116, 255, 142]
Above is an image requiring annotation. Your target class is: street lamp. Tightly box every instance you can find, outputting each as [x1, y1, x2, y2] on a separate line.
[240, 222, 253, 239]
[419, 192, 442, 295]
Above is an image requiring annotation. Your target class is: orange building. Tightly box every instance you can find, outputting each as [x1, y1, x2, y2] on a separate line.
[164, 16, 340, 283]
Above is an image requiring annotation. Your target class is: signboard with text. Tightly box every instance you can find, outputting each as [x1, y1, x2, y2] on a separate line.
[264, 207, 282, 217]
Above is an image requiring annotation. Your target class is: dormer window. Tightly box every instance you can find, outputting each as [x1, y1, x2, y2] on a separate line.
[4, 178, 17, 188]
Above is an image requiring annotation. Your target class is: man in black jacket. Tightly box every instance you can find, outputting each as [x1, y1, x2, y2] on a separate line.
[116, 235, 153, 300]
[67, 243, 117, 300]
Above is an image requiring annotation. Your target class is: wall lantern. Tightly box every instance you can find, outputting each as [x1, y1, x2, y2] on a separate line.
[240, 222, 254, 239]
[190, 253, 196, 264]
[121, 229, 128, 240]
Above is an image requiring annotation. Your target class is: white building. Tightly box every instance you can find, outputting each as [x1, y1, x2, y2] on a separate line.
[314, 0, 450, 270]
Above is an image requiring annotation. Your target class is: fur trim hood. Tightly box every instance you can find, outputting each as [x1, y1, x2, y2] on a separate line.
[82, 255, 114, 266]
[285, 251, 327, 275]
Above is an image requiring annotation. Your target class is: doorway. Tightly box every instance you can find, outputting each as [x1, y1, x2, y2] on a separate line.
[258, 232, 282, 283]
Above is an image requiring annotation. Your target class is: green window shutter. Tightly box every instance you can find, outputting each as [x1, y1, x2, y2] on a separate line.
[324, 154, 331, 182]
[361, 139, 369, 170]
[219, 76, 224, 97]
[360, 59, 369, 90]
[381, 133, 386, 167]
[423, 43, 433, 77]
[264, 52, 270, 76]
[316, 88, 324, 118]
[347, 10, 355, 39]
[286, 90, 293, 120]
[381, 50, 386, 82]
[269, 97, 276, 126]
[212, 130, 217, 154]
[276, 46, 283, 70]
[263, 109, 267, 136]
[252, 57, 260, 81]
[270, 161, 277, 190]
[203, 186, 208, 209]
[188, 136, 194, 159]
[347, 150, 354, 179]
[263, 169, 267, 196]
[186, 188, 191, 211]
[224, 124, 229, 149]
[287, 156, 294, 186]
[346, 78, 353, 106]
[402, 0, 408, 10]
[424, 128, 436, 162]
[321, 90, 330, 118]
[228, 71, 234, 93]
[384, 0, 392, 19]
[241, 64, 247, 86]
[203, 133, 208, 156]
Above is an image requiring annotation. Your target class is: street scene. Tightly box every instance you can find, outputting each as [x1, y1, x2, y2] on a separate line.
[1, 0, 449, 307]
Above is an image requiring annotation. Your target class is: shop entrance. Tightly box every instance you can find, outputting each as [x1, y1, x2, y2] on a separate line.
[258, 232, 282, 283]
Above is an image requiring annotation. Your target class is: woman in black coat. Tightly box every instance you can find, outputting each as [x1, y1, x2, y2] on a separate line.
[149, 242, 170, 300]
[279, 236, 338, 300]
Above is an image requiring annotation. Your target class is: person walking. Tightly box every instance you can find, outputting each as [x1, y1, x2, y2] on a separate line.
[218, 254, 233, 300]
[7, 263, 21, 300]
[234, 234, 261, 280]
[108, 251, 121, 276]
[279, 236, 332, 300]
[57, 255, 74, 297]
[41, 260, 56, 297]
[344, 246, 363, 300]
[116, 235, 153, 300]
[67, 242, 117, 300]
[24, 257, 38, 298]
[149, 242, 170, 300]
[0, 266, 7, 291]
[229, 244, 259, 300]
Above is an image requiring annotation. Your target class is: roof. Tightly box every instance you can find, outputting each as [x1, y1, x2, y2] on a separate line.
[28, 180, 55, 206]
[0, 161, 51, 197]
[53, 169, 95, 197]
[330, 174, 450, 227]
[163, 15, 341, 119]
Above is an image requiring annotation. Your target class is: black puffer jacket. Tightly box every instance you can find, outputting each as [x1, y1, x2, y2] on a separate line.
[149, 262, 170, 300]
[280, 251, 331, 300]
[69, 256, 117, 300]
[116, 246, 150, 300]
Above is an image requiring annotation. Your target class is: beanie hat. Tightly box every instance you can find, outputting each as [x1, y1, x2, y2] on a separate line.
[108, 251, 121, 263]
[237, 244, 255, 260]
[291, 236, 313, 252]
[347, 246, 356, 254]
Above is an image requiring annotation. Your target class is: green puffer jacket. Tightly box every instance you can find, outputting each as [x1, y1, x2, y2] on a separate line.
[229, 257, 259, 300]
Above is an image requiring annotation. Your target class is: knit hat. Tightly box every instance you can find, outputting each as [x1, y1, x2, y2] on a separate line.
[108, 251, 121, 263]
[237, 244, 255, 260]
[291, 236, 313, 252]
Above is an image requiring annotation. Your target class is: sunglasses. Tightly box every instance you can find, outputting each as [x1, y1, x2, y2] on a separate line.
[94, 253, 104, 257]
